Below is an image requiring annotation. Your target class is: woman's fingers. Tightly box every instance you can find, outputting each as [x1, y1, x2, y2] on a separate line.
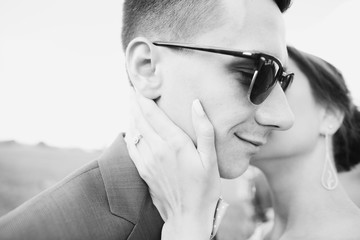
[135, 92, 190, 148]
[130, 93, 164, 147]
[125, 123, 156, 181]
[124, 124, 142, 169]
[130, 93, 217, 174]
[191, 99, 217, 169]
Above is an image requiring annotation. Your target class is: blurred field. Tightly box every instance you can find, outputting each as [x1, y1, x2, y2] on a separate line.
[0, 141, 101, 217]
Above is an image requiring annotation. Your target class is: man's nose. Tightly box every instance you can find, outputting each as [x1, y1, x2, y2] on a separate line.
[254, 83, 294, 130]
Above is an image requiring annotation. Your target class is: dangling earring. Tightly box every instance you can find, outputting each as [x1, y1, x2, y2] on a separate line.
[321, 129, 339, 190]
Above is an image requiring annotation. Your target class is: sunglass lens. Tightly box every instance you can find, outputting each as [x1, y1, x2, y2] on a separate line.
[280, 73, 294, 91]
[249, 63, 277, 105]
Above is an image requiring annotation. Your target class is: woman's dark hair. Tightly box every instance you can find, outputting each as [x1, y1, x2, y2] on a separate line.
[287, 46, 360, 172]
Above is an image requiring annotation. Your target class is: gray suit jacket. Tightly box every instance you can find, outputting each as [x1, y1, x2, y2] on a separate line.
[0, 135, 164, 239]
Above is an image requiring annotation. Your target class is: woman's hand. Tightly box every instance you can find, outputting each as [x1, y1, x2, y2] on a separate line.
[125, 92, 221, 240]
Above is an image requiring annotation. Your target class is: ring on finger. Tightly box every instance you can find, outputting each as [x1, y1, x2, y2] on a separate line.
[134, 134, 143, 146]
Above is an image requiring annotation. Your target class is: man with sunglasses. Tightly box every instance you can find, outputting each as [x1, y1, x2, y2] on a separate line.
[0, 0, 294, 239]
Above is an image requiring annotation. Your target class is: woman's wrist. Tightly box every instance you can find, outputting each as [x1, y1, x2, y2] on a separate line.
[162, 211, 214, 240]
[161, 198, 227, 240]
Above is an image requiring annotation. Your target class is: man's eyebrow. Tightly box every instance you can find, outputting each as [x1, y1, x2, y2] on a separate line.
[225, 57, 257, 71]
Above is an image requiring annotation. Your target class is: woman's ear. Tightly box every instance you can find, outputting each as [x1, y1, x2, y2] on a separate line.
[319, 106, 345, 135]
[125, 37, 162, 99]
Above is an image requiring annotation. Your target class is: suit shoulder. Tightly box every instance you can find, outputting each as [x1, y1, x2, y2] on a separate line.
[0, 159, 134, 239]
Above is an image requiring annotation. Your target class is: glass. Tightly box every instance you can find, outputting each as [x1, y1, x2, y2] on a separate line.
[153, 41, 294, 105]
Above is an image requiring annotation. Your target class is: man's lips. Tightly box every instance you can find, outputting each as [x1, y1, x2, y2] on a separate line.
[234, 133, 266, 147]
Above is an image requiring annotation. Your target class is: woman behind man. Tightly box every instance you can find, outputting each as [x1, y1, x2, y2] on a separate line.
[248, 46, 360, 239]
[125, 46, 360, 240]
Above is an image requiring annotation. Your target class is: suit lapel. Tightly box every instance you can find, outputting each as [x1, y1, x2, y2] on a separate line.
[127, 193, 164, 240]
[98, 134, 163, 239]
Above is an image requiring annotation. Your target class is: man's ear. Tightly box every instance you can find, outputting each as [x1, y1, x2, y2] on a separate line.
[125, 37, 162, 99]
[319, 106, 345, 135]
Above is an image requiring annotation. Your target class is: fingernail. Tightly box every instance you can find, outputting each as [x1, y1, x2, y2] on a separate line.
[193, 99, 205, 117]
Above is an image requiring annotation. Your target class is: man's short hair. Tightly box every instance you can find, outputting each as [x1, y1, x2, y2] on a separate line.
[121, 0, 292, 51]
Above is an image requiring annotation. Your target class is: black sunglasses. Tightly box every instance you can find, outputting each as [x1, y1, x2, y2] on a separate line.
[153, 41, 294, 105]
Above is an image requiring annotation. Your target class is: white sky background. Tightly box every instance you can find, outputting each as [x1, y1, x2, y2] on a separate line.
[0, 0, 359, 150]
